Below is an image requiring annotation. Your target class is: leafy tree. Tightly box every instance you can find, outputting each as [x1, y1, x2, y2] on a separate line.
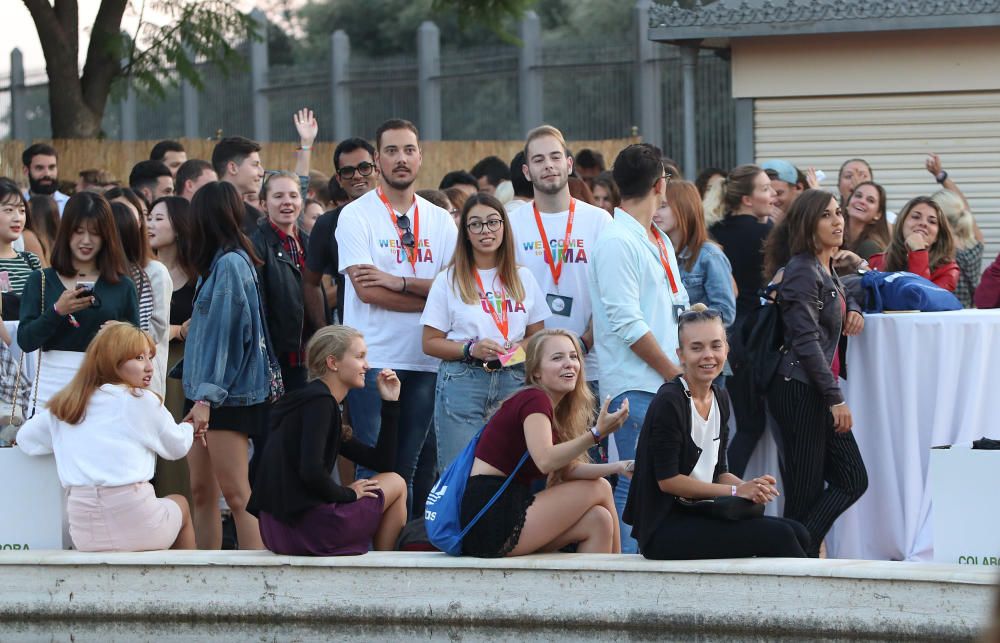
[21, 0, 259, 138]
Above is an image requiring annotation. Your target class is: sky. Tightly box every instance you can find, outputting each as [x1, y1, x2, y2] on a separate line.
[1, 1, 272, 78]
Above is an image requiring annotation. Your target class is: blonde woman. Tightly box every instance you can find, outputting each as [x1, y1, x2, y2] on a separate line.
[422, 193, 550, 470]
[932, 189, 982, 307]
[248, 325, 408, 555]
[459, 329, 630, 557]
[16, 322, 199, 551]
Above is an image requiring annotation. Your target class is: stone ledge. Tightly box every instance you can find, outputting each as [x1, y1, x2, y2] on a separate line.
[0, 551, 994, 639]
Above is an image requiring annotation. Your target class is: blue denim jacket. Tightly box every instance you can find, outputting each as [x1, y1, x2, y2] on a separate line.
[183, 249, 271, 407]
[678, 242, 737, 327]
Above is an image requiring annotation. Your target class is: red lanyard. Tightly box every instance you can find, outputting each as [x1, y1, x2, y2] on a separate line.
[474, 271, 509, 343]
[532, 199, 575, 287]
[652, 228, 680, 295]
[377, 188, 420, 274]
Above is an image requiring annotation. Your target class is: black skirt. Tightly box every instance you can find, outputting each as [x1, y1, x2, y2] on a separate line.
[460, 475, 536, 558]
[184, 399, 268, 437]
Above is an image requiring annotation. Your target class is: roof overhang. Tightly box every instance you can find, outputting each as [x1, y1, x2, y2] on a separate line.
[649, 0, 1000, 46]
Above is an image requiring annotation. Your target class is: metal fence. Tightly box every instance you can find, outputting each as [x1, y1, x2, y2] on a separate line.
[2, 9, 737, 171]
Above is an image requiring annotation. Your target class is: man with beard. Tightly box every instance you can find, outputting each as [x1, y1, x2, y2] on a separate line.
[303, 138, 378, 331]
[335, 119, 457, 519]
[22, 144, 69, 214]
[510, 125, 611, 395]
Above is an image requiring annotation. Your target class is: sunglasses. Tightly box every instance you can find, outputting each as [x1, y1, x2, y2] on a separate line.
[337, 162, 375, 180]
[396, 213, 415, 248]
[678, 307, 721, 323]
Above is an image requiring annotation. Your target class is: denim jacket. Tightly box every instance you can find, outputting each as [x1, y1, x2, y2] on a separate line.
[678, 242, 736, 327]
[183, 249, 271, 407]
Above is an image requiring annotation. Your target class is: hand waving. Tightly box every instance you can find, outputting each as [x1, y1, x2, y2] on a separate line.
[294, 108, 318, 148]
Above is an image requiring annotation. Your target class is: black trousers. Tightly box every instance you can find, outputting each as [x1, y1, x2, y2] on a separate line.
[767, 377, 868, 556]
[642, 512, 809, 560]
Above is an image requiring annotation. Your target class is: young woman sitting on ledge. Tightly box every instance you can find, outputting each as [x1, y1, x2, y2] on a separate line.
[460, 328, 631, 557]
[247, 325, 407, 556]
[16, 322, 199, 552]
[623, 305, 809, 560]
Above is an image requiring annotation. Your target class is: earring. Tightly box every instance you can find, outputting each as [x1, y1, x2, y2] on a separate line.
[333, 368, 338, 372]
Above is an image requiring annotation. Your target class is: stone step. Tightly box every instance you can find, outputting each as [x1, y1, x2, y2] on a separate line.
[0, 551, 993, 639]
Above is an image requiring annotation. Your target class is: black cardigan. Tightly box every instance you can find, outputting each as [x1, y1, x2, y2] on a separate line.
[623, 378, 731, 554]
[247, 380, 399, 523]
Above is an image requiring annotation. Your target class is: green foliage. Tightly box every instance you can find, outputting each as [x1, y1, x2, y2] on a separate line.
[116, 0, 262, 99]
[292, 0, 632, 61]
[430, 0, 535, 33]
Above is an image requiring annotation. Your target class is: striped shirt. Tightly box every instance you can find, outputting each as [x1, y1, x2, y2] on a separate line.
[131, 264, 154, 332]
[0, 251, 41, 295]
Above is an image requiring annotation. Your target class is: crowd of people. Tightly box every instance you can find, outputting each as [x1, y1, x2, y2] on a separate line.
[1, 110, 996, 561]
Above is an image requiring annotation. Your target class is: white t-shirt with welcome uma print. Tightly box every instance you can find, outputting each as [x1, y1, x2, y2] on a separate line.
[420, 266, 550, 345]
[509, 199, 612, 379]
[337, 189, 459, 372]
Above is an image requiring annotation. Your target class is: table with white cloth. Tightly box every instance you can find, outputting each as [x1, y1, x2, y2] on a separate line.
[825, 309, 1000, 560]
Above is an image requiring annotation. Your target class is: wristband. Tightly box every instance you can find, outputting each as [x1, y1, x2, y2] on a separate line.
[195, 400, 211, 408]
[935, 170, 948, 184]
[589, 426, 601, 445]
[401, 277, 408, 294]
[462, 339, 474, 363]
[731, 485, 737, 497]
[579, 336, 590, 354]
[298, 145, 311, 151]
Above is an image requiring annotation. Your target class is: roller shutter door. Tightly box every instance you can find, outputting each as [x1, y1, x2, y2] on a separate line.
[754, 91, 1000, 267]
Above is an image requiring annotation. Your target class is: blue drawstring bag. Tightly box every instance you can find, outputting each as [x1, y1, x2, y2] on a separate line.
[424, 428, 529, 556]
[860, 271, 961, 313]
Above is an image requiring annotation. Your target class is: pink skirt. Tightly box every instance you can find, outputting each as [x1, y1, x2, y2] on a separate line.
[67, 482, 182, 552]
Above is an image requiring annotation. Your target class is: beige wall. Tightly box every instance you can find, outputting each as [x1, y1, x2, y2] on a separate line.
[732, 27, 1000, 98]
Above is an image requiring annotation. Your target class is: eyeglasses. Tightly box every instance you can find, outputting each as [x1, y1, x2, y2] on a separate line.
[466, 219, 503, 234]
[337, 162, 375, 180]
[396, 213, 415, 248]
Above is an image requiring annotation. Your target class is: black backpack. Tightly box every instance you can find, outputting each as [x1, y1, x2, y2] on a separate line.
[739, 285, 784, 395]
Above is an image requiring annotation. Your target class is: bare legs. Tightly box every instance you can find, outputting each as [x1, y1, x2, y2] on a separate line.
[509, 477, 619, 556]
[372, 472, 407, 551]
[187, 429, 263, 550]
[166, 494, 196, 549]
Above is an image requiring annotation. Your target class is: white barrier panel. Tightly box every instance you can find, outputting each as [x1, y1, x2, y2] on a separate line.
[0, 448, 65, 551]
[929, 449, 1000, 565]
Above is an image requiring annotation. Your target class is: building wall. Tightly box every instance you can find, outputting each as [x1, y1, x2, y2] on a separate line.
[735, 26, 1000, 279]
[732, 27, 1000, 99]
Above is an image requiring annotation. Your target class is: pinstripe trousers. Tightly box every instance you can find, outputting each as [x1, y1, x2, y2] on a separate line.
[767, 377, 868, 556]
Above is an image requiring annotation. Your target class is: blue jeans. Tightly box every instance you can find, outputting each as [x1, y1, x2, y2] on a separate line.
[611, 390, 655, 554]
[346, 368, 437, 519]
[434, 361, 525, 472]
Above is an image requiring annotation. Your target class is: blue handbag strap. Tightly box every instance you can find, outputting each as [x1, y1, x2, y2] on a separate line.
[457, 449, 531, 539]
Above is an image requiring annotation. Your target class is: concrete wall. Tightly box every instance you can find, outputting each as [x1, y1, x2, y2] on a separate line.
[0, 551, 994, 639]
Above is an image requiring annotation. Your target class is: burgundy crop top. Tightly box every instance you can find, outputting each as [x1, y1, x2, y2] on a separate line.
[474, 387, 557, 485]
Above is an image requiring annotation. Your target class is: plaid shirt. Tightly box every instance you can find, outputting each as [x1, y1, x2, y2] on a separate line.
[270, 222, 306, 366]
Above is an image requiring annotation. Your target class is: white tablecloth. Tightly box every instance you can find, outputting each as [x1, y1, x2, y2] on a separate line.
[824, 309, 1000, 561]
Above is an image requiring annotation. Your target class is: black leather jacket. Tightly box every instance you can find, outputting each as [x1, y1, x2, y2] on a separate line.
[251, 220, 308, 355]
[775, 253, 861, 406]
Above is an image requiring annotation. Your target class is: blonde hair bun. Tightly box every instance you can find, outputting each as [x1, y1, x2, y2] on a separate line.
[687, 303, 709, 313]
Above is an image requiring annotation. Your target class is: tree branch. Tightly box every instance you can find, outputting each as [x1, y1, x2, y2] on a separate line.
[21, 0, 78, 86]
[80, 0, 128, 115]
[52, 0, 80, 64]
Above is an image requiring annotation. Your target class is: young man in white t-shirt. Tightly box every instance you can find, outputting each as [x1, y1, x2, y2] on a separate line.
[510, 125, 612, 388]
[336, 119, 458, 517]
